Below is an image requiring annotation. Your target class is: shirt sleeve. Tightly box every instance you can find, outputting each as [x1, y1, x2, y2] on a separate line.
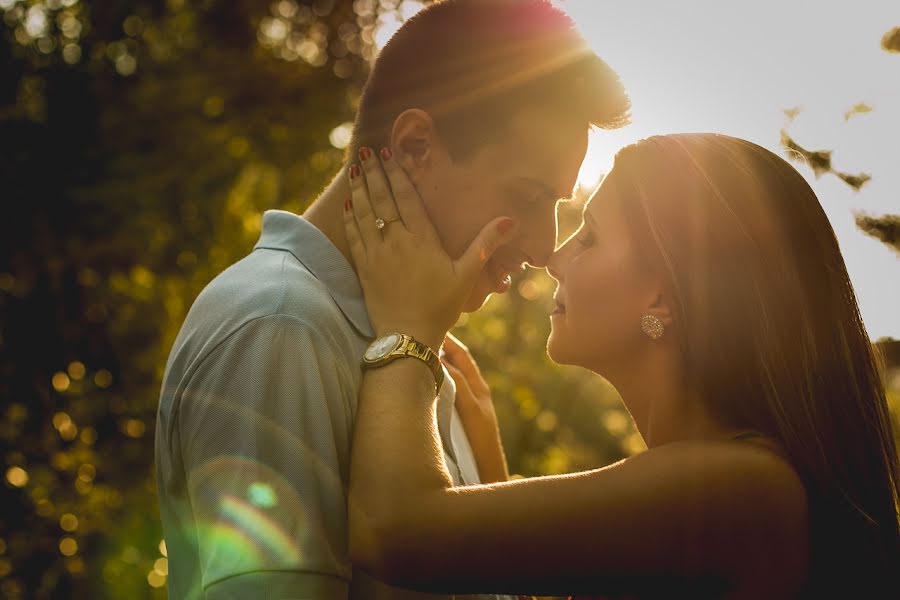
[176, 313, 355, 598]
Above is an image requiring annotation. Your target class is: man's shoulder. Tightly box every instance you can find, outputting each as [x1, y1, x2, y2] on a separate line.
[188, 248, 348, 339]
[162, 248, 355, 393]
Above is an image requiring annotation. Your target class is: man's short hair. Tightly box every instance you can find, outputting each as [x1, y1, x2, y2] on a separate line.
[350, 0, 631, 160]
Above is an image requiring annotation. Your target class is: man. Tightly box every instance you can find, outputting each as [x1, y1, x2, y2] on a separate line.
[155, 1, 630, 598]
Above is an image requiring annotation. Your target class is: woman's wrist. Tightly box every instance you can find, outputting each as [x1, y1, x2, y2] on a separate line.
[377, 325, 445, 353]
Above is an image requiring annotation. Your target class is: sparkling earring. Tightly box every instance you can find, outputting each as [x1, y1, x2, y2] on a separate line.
[641, 315, 665, 340]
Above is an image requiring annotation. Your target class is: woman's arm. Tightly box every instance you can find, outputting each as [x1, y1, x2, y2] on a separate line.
[343, 151, 808, 596]
[348, 353, 807, 595]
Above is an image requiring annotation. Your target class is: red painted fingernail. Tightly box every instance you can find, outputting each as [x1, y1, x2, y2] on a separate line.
[344, 197, 350, 211]
[359, 147, 372, 162]
[349, 164, 360, 180]
[380, 147, 393, 161]
[497, 218, 515, 235]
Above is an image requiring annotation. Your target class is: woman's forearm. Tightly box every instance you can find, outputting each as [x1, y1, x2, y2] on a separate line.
[348, 354, 453, 566]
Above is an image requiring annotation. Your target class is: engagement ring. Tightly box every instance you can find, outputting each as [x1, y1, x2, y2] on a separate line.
[375, 217, 400, 230]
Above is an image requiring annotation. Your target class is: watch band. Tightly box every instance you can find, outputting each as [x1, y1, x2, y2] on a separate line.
[363, 333, 445, 396]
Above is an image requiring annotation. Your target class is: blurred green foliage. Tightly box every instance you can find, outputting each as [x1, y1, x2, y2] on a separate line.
[0, 2, 896, 599]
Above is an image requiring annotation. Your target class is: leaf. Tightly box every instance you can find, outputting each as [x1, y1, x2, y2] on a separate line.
[881, 26, 900, 53]
[780, 130, 832, 177]
[855, 212, 900, 254]
[844, 102, 873, 121]
[834, 170, 872, 190]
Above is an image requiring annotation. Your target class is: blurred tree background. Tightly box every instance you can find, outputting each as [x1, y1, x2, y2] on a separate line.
[0, 1, 896, 598]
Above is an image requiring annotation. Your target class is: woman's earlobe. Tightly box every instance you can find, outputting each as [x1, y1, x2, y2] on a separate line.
[645, 293, 674, 327]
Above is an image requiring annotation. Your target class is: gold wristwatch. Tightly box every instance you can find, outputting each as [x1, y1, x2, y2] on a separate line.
[362, 333, 444, 396]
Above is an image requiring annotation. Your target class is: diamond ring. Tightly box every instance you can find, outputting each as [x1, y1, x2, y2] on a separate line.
[375, 217, 401, 230]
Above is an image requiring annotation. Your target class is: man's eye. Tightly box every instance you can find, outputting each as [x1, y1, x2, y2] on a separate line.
[522, 193, 544, 207]
[576, 231, 594, 248]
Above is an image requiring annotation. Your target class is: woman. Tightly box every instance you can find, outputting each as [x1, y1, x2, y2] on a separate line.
[341, 133, 900, 598]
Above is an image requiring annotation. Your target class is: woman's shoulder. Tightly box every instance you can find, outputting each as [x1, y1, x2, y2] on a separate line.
[634, 435, 808, 521]
[628, 435, 810, 586]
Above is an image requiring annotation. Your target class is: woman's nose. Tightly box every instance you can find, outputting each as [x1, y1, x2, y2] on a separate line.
[546, 246, 565, 283]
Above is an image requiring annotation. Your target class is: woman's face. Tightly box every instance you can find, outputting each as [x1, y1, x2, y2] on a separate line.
[546, 180, 662, 374]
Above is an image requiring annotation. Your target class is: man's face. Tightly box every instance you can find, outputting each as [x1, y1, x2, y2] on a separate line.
[415, 107, 589, 312]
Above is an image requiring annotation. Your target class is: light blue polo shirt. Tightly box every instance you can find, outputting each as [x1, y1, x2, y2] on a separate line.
[155, 210, 508, 599]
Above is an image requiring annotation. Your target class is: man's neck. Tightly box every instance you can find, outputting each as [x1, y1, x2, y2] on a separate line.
[302, 169, 355, 270]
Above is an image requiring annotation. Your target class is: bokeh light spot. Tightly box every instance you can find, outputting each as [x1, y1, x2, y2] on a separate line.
[59, 537, 78, 556]
[65, 556, 85, 575]
[6, 466, 28, 488]
[67, 360, 86, 380]
[328, 122, 353, 149]
[517, 278, 540, 301]
[77, 464, 96, 482]
[123, 15, 143, 37]
[121, 546, 140, 564]
[94, 369, 113, 388]
[147, 570, 166, 588]
[203, 96, 224, 118]
[52, 412, 72, 430]
[122, 419, 145, 438]
[75, 478, 93, 495]
[159, 539, 167, 557]
[79, 426, 97, 445]
[59, 420, 78, 441]
[60, 513, 79, 532]
[153, 557, 168, 576]
[115, 53, 137, 76]
[62, 43, 82, 64]
[52, 372, 70, 392]
[536, 410, 558, 432]
[602, 410, 630, 436]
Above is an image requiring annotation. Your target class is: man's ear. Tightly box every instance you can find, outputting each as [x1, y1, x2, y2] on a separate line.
[390, 109, 443, 181]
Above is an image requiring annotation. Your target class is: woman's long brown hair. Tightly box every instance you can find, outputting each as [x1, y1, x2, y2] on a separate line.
[606, 133, 899, 594]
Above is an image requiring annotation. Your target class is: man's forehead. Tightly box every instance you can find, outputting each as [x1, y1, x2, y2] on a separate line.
[502, 110, 588, 195]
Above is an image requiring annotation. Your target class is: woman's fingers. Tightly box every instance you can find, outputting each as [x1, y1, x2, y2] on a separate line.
[359, 147, 404, 230]
[442, 333, 489, 396]
[441, 358, 474, 402]
[347, 162, 379, 250]
[379, 147, 434, 237]
[342, 194, 368, 266]
[442, 332, 470, 357]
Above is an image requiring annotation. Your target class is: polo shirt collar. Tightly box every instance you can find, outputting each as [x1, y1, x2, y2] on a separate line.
[253, 210, 375, 340]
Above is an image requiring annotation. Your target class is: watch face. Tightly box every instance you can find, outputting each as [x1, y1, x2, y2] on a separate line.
[364, 333, 402, 362]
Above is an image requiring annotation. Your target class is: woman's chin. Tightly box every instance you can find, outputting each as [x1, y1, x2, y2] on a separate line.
[545, 332, 570, 366]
